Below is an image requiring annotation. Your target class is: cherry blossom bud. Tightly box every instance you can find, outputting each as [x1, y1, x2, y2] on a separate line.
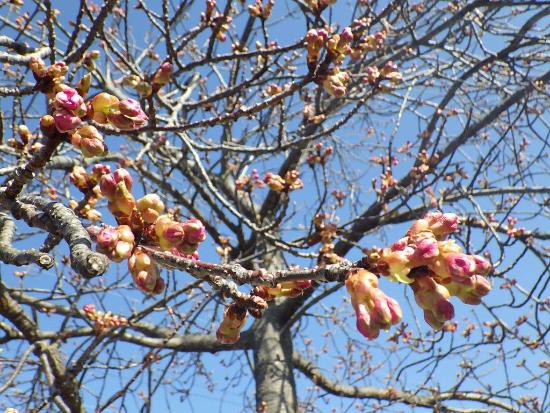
[88, 92, 119, 124]
[96, 225, 135, 262]
[53, 109, 82, 133]
[29, 56, 47, 78]
[75, 73, 92, 97]
[107, 99, 148, 130]
[71, 125, 106, 157]
[163, 222, 186, 246]
[266, 280, 312, 298]
[264, 172, 286, 192]
[380, 238, 415, 283]
[40, 115, 56, 136]
[70, 166, 89, 190]
[182, 218, 207, 244]
[409, 211, 459, 238]
[152, 62, 173, 87]
[118, 98, 143, 117]
[408, 233, 439, 267]
[346, 269, 402, 339]
[447, 274, 491, 305]
[216, 304, 247, 344]
[100, 168, 133, 200]
[90, 164, 111, 185]
[472, 255, 492, 276]
[55, 88, 84, 111]
[411, 275, 454, 330]
[128, 248, 162, 294]
[137, 194, 165, 224]
[96, 226, 119, 250]
[322, 67, 350, 97]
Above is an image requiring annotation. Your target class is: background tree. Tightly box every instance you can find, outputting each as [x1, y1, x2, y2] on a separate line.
[0, 0, 548, 412]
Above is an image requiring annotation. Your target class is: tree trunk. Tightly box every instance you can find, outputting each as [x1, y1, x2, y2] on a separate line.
[252, 247, 297, 413]
[253, 306, 297, 413]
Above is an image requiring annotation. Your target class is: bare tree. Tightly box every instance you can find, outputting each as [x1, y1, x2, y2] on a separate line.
[0, 0, 548, 412]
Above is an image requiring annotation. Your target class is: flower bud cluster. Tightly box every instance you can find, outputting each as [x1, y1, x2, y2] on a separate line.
[309, 213, 341, 265]
[346, 269, 402, 339]
[95, 225, 135, 262]
[100, 168, 136, 220]
[357, 211, 492, 332]
[350, 31, 386, 60]
[29, 57, 68, 97]
[216, 303, 247, 344]
[69, 164, 110, 222]
[88, 93, 148, 130]
[70, 125, 106, 157]
[128, 248, 164, 294]
[248, 0, 274, 19]
[236, 169, 265, 192]
[202, 1, 232, 42]
[263, 170, 303, 192]
[83, 304, 128, 334]
[154, 215, 206, 258]
[306, 142, 333, 166]
[364, 61, 403, 89]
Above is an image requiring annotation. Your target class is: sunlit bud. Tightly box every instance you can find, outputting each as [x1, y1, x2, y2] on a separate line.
[321, 67, 350, 97]
[264, 172, 286, 192]
[152, 62, 173, 87]
[90, 164, 111, 185]
[96, 226, 119, 250]
[117, 98, 143, 117]
[137, 194, 165, 224]
[75, 73, 92, 97]
[447, 274, 491, 305]
[472, 255, 492, 276]
[364, 66, 380, 83]
[71, 125, 106, 157]
[408, 211, 459, 238]
[123, 74, 141, 88]
[408, 233, 439, 267]
[88, 92, 119, 124]
[346, 269, 402, 339]
[39, 115, 56, 136]
[163, 222, 186, 246]
[70, 166, 89, 190]
[380, 238, 415, 283]
[46, 62, 68, 79]
[128, 249, 161, 294]
[29, 56, 47, 78]
[107, 182, 136, 218]
[55, 87, 84, 111]
[411, 275, 454, 330]
[181, 218, 207, 244]
[53, 109, 82, 133]
[216, 304, 247, 344]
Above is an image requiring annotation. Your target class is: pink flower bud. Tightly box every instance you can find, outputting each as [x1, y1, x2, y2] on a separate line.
[409, 233, 439, 267]
[70, 166, 89, 190]
[447, 275, 491, 305]
[128, 249, 161, 294]
[71, 125, 106, 157]
[117, 98, 142, 117]
[55, 88, 84, 111]
[346, 270, 402, 339]
[472, 255, 492, 276]
[152, 62, 173, 86]
[445, 253, 476, 281]
[380, 239, 415, 283]
[163, 222, 186, 246]
[136, 194, 165, 224]
[53, 109, 82, 133]
[409, 211, 459, 238]
[88, 93, 119, 124]
[182, 218, 206, 244]
[411, 275, 454, 330]
[96, 226, 119, 250]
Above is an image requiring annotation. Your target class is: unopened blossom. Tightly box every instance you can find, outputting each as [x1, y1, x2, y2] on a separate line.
[152, 62, 173, 88]
[408, 211, 459, 239]
[107, 99, 148, 130]
[321, 67, 350, 97]
[39, 115, 56, 136]
[100, 169, 136, 218]
[256, 280, 312, 301]
[88, 92, 119, 124]
[410, 274, 454, 330]
[216, 304, 247, 344]
[128, 248, 164, 294]
[446, 274, 491, 305]
[380, 61, 403, 85]
[55, 87, 85, 112]
[380, 238, 416, 283]
[53, 109, 82, 133]
[306, 29, 329, 69]
[346, 269, 402, 339]
[71, 125, 106, 157]
[137, 194, 165, 224]
[70, 166, 89, 191]
[326, 27, 353, 64]
[83, 304, 128, 334]
[181, 218, 207, 244]
[96, 225, 135, 262]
